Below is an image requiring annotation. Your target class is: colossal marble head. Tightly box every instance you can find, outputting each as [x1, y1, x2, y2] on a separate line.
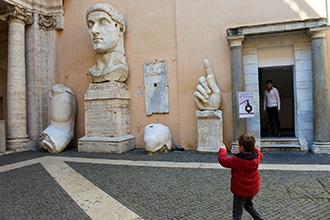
[86, 3, 128, 83]
[86, 3, 125, 54]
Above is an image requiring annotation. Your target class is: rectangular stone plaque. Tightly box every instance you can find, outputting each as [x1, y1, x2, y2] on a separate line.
[144, 60, 169, 115]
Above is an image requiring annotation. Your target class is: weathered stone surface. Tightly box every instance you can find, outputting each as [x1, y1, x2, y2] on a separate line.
[144, 123, 172, 153]
[84, 82, 130, 137]
[84, 82, 130, 100]
[227, 37, 246, 142]
[196, 110, 223, 153]
[40, 84, 77, 153]
[144, 60, 169, 115]
[78, 82, 135, 153]
[0, 120, 5, 152]
[311, 142, 330, 154]
[78, 135, 135, 154]
[6, 15, 29, 151]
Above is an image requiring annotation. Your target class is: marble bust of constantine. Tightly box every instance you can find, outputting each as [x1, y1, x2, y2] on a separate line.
[86, 3, 128, 83]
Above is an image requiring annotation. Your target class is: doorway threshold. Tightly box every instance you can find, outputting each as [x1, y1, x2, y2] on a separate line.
[261, 137, 303, 152]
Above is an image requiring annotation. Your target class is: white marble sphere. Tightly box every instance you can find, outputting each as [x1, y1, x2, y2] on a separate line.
[40, 84, 77, 153]
[144, 123, 172, 153]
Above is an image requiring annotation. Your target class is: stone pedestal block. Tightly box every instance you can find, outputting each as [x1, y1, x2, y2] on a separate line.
[0, 120, 6, 153]
[78, 82, 135, 153]
[196, 110, 223, 153]
[78, 135, 135, 154]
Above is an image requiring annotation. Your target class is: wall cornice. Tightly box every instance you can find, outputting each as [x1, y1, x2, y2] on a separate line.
[227, 18, 329, 37]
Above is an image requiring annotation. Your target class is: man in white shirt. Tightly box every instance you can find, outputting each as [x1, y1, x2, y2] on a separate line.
[263, 80, 281, 137]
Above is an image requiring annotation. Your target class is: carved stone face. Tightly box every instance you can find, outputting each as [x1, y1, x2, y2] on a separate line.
[87, 11, 121, 54]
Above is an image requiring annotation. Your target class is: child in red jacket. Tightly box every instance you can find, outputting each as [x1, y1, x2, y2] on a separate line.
[218, 133, 264, 220]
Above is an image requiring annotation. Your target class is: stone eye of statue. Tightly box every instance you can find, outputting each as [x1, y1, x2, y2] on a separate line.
[87, 20, 94, 29]
[100, 18, 110, 25]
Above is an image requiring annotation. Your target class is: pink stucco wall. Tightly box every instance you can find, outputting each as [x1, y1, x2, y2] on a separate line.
[56, 0, 327, 149]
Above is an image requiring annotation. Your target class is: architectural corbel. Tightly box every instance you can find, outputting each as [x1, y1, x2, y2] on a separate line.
[38, 14, 56, 30]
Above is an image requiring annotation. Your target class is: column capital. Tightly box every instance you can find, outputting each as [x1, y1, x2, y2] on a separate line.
[308, 26, 330, 39]
[226, 35, 245, 48]
[0, 5, 33, 25]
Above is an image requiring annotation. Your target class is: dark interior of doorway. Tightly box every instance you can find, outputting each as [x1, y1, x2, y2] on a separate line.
[258, 66, 295, 137]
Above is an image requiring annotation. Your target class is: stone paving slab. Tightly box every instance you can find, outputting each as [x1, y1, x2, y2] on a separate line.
[1, 148, 330, 165]
[0, 149, 329, 220]
[0, 163, 90, 220]
[67, 162, 330, 220]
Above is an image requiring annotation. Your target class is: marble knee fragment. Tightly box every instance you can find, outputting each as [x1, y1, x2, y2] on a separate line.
[40, 84, 77, 153]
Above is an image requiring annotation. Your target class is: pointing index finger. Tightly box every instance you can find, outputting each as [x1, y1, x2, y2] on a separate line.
[203, 59, 220, 94]
[203, 59, 214, 76]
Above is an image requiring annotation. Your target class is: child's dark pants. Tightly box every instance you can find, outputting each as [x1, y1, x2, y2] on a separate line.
[233, 195, 264, 220]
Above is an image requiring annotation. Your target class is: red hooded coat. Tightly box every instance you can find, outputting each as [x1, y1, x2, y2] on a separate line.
[218, 147, 263, 198]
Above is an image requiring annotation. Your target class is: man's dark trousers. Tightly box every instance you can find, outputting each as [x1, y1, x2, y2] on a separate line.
[266, 106, 281, 135]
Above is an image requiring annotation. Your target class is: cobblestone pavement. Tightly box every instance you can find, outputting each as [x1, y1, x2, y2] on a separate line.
[0, 148, 329, 220]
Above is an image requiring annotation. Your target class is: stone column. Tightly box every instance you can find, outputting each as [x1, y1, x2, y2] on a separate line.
[0, 120, 5, 153]
[227, 36, 246, 152]
[5, 6, 33, 151]
[309, 27, 330, 154]
[25, 13, 41, 148]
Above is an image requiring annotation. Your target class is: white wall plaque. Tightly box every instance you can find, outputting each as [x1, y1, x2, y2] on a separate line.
[144, 60, 169, 116]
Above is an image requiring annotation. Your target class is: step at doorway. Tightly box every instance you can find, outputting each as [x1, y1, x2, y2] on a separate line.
[261, 137, 303, 152]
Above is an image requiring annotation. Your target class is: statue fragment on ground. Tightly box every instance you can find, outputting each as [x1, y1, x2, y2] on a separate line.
[144, 123, 172, 154]
[40, 84, 77, 153]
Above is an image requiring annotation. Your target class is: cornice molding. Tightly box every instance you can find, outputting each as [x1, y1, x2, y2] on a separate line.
[227, 18, 329, 37]
[3, 0, 64, 13]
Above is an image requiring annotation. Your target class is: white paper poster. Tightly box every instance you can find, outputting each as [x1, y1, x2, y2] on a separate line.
[238, 92, 254, 118]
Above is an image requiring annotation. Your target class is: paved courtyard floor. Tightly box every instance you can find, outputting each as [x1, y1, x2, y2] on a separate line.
[0, 148, 329, 220]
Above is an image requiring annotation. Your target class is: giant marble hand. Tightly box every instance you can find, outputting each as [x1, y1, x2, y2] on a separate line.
[194, 59, 221, 110]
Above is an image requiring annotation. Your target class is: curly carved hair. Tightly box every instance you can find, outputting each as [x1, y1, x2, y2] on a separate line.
[86, 3, 125, 32]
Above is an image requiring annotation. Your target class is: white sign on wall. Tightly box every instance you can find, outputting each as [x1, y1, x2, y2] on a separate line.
[238, 92, 254, 118]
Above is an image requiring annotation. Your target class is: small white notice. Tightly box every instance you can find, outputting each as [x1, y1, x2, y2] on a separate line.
[238, 92, 254, 118]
